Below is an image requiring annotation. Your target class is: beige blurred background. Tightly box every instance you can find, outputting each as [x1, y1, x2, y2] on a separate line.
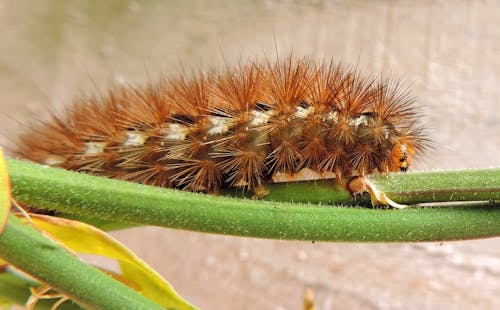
[1, 1, 499, 309]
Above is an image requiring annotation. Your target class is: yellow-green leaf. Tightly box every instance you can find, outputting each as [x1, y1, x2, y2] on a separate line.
[0, 148, 11, 234]
[26, 214, 196, 310]
[0, 298, 13, 310]
[0, 271, 30, 309]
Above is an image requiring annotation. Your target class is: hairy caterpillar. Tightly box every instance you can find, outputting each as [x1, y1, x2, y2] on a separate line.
[14, 57, 427, 205]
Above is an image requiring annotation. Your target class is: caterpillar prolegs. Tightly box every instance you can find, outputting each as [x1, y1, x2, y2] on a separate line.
[15, 57, 428, 207]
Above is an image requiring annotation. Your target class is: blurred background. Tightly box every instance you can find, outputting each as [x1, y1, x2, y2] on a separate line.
[1, 1, 499, 309]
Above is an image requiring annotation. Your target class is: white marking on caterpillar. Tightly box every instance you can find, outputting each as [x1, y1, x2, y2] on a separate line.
[324, 111, 338, 123]
[350, 115, 369, 129]
[294, 105, 314, 118]
[163, 123, 189, 141]
[123, 131, 147, 147]
[207, 116, 233, 136]
[84, 142, 106, 155]
[43, 155, 66, 166]
[249, 110, 273, 126]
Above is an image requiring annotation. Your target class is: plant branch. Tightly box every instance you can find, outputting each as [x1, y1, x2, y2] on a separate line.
[0, 215, 165, 309]
[7, 158, 500, 242]
[0, 271, 82, 309]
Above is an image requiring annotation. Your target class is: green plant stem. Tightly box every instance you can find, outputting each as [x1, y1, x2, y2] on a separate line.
[0, 215, 165, 310]
[0, 271, 82, 310]
[227, 169, 500, 204]
[6, 158, 500, 242]
[370, 169, 500, 203]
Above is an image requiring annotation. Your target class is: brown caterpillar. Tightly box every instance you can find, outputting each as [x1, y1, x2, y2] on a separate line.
[14, 57, 427, 203]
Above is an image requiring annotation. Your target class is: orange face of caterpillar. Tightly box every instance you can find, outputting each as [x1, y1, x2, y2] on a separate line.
[389, 142, 414, 172]
[14, 57, 428, 197]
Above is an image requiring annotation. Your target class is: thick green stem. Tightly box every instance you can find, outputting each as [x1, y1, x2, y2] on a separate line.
[6, 159, 500, 242]
[0, 215, 164, 310]
[226, 169, 500, 204]
[0, 271, 82, 309]
[370, 169, 500, 203]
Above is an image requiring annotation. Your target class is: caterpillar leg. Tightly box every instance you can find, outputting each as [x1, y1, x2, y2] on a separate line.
[251, 184, 270, 200]
[347, 176, 406, 209]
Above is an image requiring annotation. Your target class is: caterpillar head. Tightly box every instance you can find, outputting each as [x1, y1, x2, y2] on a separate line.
[389, 141, 414, 172]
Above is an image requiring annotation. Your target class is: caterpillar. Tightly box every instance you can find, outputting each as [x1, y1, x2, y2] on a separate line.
[14, 56, 427, 206]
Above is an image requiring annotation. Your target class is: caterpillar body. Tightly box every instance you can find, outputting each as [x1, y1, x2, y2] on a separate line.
[15, 57, 427, 202]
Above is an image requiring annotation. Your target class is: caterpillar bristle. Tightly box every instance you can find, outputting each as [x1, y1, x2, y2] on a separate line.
[15, 56, 429, 198]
